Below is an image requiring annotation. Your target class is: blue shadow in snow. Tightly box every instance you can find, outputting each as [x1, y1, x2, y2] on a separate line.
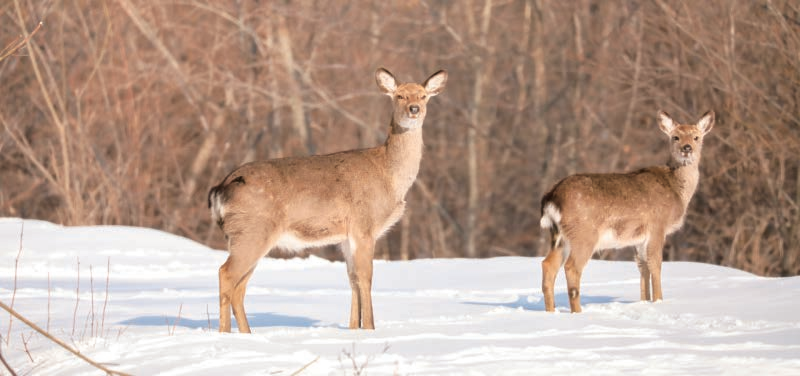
[119, 312, 321, 330]
[463, 293, 630, 312]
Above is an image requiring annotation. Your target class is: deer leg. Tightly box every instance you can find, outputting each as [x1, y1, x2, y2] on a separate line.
[342, 239, 361, 329]
[564, 245, 591, 313]
[541, 243, 564, 313]
[646, 235, 665, 302]
[231, 268, 255, 333]
[563, 257, 582, 313]
[635, 245, 651, 301]
[218, 260, 234, 333]
[354, 237, 376, 329]
[219, 231, 270, 333]
[345, 260, 361, 329]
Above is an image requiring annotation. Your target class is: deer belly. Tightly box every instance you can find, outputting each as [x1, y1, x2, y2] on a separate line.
[594, 228, 645, 251]
[275, 232, 346, 252]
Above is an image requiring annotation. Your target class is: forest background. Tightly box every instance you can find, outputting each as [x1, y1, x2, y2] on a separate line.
[1, 0, 798, 276]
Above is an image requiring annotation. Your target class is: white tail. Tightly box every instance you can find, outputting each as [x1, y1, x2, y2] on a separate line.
[208, 68, 447, 331]
[539, 110, 715, 313]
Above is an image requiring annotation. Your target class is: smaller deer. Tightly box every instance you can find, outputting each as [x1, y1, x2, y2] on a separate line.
[208, 68, 447, 332]
[539, 110, 715, 313]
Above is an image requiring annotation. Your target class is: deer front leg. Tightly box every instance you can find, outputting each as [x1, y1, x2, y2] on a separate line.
[343, 239, 361, 329]
[354, 238, 376, 329]
[343, 237, 376, 329]
[346, 265, 361, 329]
[646, 235, 665, 302]
[635, 245, 651, 301]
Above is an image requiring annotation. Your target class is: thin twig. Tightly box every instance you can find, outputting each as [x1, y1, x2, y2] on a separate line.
[13, 0, 75, 215]
[0, 21, 42, 62]
[348, 343, 358, 374]
[115, 326, 128, 341]
[90, 265, 95, 338]
[72, 257, 80, 337]
[115, 0, 210, 130]
[206, 304, 211, 331]
[290, 356, 320, 376]
[47, 272, 51, 333]
[170, 303, 183, 336]
[0, 301, 131, 376]
[101, 258, 110, 336]
[339, 342, 391, 376]
[20, 332, 34, 363]
[6, 221, 24, 346]
[0, 336, 17, 376]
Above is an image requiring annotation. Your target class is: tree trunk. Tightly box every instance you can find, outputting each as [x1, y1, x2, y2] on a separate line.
[465, 0, 493, 259]
[276, 16, 311, 154]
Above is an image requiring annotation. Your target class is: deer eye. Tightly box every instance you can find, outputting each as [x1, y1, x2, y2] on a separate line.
[693, 136, 699, 141]
[421, 95, 427, 100]
[672, 136, 679, 141]
[396, 95, 404, 100]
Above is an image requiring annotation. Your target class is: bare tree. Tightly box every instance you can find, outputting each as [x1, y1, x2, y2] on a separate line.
[1, 0, 798, 276]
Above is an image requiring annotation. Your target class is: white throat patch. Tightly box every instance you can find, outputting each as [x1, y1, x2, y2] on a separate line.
[397, 117, 423, 129]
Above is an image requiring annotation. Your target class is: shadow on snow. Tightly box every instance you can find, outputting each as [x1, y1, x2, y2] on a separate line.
[463, 293, 630, 311]
[119, 312, 321, 329]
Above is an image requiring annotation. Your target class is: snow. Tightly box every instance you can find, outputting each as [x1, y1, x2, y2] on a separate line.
[1, 218, 799, 375]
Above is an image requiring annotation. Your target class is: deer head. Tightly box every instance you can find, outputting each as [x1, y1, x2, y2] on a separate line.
[659, 110, 715, 167]
[376, 68, 447, 130]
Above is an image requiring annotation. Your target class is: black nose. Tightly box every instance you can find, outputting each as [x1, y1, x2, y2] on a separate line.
[409, 105, 420, 114]
[682, 144, 692, 153]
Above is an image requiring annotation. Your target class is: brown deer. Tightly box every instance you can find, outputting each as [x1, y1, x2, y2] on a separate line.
[208, 68, 447, 331]
[539, 110, 714, 313]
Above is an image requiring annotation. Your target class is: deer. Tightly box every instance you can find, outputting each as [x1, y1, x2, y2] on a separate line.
[208, 68, 447, 332]
[539, 110, 715, 313]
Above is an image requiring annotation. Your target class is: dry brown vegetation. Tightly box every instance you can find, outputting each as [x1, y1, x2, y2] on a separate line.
[1, 0, 798, 276]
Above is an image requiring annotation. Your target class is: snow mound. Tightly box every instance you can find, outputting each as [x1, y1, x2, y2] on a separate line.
[1, 218, 798, 375]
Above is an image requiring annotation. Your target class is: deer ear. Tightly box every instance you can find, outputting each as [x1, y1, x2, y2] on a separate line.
[658, 111, 676, 135]
[376, 68, 397, 96]
[697, 110, 715, 134]
[423, 70, 447, 96]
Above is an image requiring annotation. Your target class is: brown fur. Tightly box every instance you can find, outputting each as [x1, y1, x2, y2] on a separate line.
[540, 110, 715, 313]
[209, 68, 447, 332]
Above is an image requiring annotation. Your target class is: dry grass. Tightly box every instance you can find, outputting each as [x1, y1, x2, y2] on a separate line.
[1, 0, 798, 276]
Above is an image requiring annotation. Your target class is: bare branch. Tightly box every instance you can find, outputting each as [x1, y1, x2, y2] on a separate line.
[0, 301, 132, 376]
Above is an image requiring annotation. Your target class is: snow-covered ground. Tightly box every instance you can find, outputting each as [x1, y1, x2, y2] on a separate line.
[1, 218, 798, 375]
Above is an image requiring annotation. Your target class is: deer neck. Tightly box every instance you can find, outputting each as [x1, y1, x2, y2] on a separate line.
[383, 120, 423, 199]
[667, 157, 701, 209]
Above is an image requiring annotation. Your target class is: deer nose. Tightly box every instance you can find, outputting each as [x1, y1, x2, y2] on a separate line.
[682, 144, 692, 153]
[409, 105, 420, 114]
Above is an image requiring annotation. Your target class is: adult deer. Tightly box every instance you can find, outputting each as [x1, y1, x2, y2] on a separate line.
[539, 110, 714, 313]
[208, 68, 447, 331]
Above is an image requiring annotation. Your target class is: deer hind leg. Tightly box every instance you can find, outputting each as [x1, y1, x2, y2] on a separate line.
[541, 229, 566, 312]
[231, 268, 255, 333]
[219, 231, 272, 333]
[219, 261, 234, 333]
[563, 242, 592, 313]
[635, 244, 651, 301]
